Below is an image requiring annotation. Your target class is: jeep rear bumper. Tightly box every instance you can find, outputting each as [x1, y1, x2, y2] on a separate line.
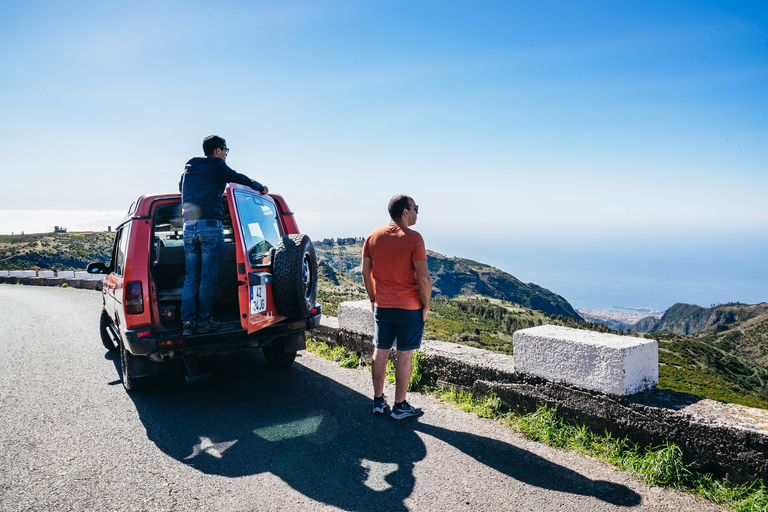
[123, 309, 322, 357]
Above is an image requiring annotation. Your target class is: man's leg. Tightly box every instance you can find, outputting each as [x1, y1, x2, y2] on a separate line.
[371, 347, 390, 398]
[196, 224, 225, 324]
[180, 228, 201, 328]
[394, 349, 414, 403]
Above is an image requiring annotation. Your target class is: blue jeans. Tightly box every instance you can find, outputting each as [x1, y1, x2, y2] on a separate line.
[181, 220, 225, 325]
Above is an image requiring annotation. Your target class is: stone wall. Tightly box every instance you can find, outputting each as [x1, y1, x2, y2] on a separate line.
[0, 275, 103, 290]
[315, 301, 768, 486]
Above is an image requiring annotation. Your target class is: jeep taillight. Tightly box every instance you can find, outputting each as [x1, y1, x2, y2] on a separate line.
[125, 281, 144, 314]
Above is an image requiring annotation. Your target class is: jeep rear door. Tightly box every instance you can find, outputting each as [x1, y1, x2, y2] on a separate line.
[103, 222, 131, 329]
[227, 184, 287, 334]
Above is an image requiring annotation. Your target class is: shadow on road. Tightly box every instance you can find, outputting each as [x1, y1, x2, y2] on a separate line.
[116, 351, 641, 510]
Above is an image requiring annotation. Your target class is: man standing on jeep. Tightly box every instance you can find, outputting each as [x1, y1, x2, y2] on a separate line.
[362, 195, 431, 419]
[179, 135, 268, 336]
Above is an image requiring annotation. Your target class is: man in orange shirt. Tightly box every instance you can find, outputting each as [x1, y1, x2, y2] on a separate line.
[362, 194, 432, 419]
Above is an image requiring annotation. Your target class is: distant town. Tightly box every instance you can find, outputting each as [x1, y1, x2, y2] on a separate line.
[576, 308, 665, 326]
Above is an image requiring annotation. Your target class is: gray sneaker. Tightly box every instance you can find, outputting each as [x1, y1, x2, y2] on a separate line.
[182, 322, 195, 336]
[195, 318, 221, 334]
[390, 401, 422, 420]
[373, 395, 388, 414]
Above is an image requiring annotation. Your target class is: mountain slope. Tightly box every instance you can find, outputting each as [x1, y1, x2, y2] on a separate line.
[313, 239, 582, 320]
[695, 311, 768, 368]
[427, 252, 581, 319]
[632, 302, 768, 337]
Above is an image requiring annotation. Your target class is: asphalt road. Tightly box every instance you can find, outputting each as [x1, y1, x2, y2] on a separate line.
[0, 285, 723, 512]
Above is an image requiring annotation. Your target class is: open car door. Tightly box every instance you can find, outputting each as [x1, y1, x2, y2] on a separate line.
[227, 184, 287, 334]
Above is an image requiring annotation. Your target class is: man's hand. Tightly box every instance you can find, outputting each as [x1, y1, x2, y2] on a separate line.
[260, 185, 269, 195]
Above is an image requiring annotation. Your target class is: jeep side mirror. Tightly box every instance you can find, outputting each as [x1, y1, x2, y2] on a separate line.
[87, 262, 109, 274]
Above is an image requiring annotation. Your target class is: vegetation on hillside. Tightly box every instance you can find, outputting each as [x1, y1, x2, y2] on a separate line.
[656, 333, 768, 408]
[0, 232, 114, 271]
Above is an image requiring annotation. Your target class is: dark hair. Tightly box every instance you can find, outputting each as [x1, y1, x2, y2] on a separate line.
[202, 135, 226, 156]
[388, 194, 412, 220]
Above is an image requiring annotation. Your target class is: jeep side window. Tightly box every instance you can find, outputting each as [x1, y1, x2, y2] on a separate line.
[233, 190, 281, 267]
[114, 223, 131, 276]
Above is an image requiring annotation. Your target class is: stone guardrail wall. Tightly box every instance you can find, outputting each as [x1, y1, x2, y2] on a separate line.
[314, 300, 768, 486]
[0, 270, 103, 290]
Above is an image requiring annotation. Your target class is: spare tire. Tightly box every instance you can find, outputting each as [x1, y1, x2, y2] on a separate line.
[273, 234, 317, 318]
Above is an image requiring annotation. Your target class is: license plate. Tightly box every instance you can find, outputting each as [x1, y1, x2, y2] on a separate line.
[250, 285, 267, 314]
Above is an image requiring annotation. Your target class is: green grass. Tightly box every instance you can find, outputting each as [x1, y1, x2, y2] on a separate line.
[305, 339, 361, 368]
[427, 386, 768, 512]
[305, 339, 768, 512]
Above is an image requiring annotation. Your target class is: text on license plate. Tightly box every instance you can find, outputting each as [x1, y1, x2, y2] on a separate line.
[250, 285, 267, 314]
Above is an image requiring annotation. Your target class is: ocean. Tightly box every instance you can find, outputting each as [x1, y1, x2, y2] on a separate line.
[430, 232, 768, 313]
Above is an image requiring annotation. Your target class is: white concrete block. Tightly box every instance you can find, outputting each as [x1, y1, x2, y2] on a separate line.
[57, 271, 75, 279]
[513, 325, 658, 396]
[38, 270, 55, 278]
[338, 300, 375, 337]
[74, 271, 92, 280]
[0, 270, 8, 277]
[10, 270, 35, 277]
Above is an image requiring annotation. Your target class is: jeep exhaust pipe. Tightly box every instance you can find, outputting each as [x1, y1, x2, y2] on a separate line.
[148, 351, 175, 363]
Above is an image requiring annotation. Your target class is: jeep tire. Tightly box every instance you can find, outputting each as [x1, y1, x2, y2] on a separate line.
[99, 309, 118, 353]
[262, 337, 297, 368]
[273, 234, 317, 318]
[120, 343, 157, 391]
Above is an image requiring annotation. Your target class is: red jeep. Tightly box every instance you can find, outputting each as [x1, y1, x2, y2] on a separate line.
[87, 184, 320, 390]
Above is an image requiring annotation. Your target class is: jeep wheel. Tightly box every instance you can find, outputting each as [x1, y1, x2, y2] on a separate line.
[120, 342, 156, 391]
[273, 234, 317, 318]
[262, 337, 297, 368]
[99, 309, 119, 353]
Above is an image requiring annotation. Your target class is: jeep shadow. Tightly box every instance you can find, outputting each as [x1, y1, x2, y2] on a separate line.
[119, 351, 641, 510]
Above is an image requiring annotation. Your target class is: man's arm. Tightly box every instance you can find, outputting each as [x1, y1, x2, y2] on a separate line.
[413, 259, 431, 322]
[362, 256, 376, 312]
[218, 161, 268, 194]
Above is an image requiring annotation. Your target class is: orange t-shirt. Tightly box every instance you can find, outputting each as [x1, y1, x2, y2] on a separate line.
[363, 221, 427, 310]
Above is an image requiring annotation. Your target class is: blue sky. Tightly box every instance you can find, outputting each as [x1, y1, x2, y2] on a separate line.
[1, 0, 766, 308]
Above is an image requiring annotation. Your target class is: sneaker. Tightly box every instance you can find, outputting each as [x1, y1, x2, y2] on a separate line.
[195, 318, 221, 334]
[182, 322, 195, 336]
[390, 401, 422, 420]
[373, 395, 388, 414]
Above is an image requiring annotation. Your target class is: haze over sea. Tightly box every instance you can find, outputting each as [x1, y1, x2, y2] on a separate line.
[429, 231, 768, 314]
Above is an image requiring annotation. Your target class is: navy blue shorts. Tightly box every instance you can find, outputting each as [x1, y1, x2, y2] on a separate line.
[373, 307, 425, 351]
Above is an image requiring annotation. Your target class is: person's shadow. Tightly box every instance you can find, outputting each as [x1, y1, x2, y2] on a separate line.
[114, 350, 641, 510]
